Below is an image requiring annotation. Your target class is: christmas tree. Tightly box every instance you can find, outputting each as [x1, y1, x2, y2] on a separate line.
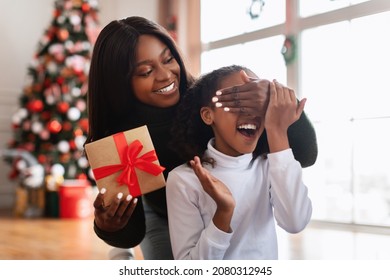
[5, 0, 100, 188]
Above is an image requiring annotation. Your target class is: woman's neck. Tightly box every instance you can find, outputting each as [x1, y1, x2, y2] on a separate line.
[130, 101, 177, 127]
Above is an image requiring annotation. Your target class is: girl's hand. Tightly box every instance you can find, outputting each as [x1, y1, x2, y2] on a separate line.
[190, 156, 235, 232]
[93, 188, 138, 232]
[265, 80, 306, 152]
[212, 70, 270, 117]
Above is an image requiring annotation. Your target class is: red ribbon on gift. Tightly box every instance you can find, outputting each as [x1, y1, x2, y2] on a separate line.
[92, 132, 165, 197]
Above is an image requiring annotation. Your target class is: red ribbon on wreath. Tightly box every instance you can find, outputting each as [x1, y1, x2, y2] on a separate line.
[92, 132, 165, 197]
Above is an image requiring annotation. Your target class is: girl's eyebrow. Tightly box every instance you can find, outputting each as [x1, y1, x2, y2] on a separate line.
[136, 47, 170, 67]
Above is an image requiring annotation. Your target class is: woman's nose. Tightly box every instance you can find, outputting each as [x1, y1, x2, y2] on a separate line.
[155, 64, 172, 80]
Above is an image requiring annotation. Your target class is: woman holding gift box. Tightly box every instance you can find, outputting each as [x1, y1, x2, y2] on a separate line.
[85, 16, 318, 260]
[166, 65, 312, 259]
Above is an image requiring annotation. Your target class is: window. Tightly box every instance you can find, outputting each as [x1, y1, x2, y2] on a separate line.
[200, 0, 390, 227]
[300, 0, 372, 18]
[201, 0, 285, 43]
[201, 36, 286, 83]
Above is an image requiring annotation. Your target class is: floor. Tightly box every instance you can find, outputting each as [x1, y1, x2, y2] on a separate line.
[277, 221, 390, 260]
[0, 211, 143, 260]
[1, 211, 390, 260]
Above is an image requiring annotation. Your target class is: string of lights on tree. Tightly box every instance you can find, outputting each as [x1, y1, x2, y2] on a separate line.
[6, 0, 100, 188]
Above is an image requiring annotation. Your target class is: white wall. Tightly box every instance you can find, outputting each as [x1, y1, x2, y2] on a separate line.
[0, 0, 158, 210]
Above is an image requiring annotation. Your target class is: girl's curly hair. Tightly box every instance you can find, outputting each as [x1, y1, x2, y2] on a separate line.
[170, 65, 269, 164]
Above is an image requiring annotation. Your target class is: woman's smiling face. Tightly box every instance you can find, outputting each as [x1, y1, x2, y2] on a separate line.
[132, 35, 181, 108]
[202, 71, 264, 157]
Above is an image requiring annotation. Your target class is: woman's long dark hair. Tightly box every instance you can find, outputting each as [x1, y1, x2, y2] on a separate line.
[86, 16, 194, 144]
[170, 65, 269, 164]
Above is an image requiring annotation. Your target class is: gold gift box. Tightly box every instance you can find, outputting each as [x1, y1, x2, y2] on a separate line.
[85, 125, 165, 206]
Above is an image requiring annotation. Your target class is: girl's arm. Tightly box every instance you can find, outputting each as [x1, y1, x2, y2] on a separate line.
[268, 149, 312, 233]
[166, 167, 234, 260]
[265, 81, 312, 232]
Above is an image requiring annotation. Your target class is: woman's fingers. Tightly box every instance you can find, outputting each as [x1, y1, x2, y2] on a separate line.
[93, 186, 138, 231]
[213, 79, 270, 116]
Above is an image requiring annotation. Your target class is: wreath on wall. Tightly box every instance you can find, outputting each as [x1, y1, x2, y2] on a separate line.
[281, 35, 297, 65]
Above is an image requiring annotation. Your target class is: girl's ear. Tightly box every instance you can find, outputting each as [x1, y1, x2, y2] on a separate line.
[200, 107, 214, 125]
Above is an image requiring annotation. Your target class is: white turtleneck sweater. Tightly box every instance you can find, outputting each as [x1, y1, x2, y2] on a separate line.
[166, 139, 312, 260]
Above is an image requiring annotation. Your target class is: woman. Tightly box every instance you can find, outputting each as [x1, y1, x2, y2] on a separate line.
[85, 16, 318, 260]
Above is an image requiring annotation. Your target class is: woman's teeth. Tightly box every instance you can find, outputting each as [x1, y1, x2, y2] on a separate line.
[155, 82, 174, 94]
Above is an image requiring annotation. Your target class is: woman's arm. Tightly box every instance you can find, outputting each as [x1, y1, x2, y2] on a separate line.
[93, 196, 146, 248]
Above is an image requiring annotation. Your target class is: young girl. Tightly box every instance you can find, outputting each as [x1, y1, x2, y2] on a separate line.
[86, 16, 317, 260]
[166, 65, 312, 260]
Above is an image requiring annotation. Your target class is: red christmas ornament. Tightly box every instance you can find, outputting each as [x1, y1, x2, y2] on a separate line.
[27, 100, 44, 112]
[48, 119, 62, 134]
[53, 9, 61, 18]
[81, 3, 90, 12]
[56, 76, 65, 85]
[57, 29, 69, 41]
[77, 173, 87, 180]
[57, 101, 70, 114]
[79, 118, 89, 132]
[38, 154, 47, 164]
[74, 128, 83, 136]
[69, 140, 76, 150]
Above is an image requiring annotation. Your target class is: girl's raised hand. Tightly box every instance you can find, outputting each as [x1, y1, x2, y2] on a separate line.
[93, 188, 138, 232]
[190, 156, 235, 212]
[190, 156, 235, 232]
[265, 80, 306, 153]
[265, 80, 305, 132]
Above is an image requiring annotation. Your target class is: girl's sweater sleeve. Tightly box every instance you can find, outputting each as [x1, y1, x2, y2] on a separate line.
[166, 169, 233, 260]
[268, 149, 312, 233]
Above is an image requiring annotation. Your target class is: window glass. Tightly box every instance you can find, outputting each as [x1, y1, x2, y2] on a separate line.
[303, 121, 353, 223]
[201, 0, 285, 43]
[352, 119, 390, 226]
[301, 21, 352, 122]
[201, 36, 286, 83]
[349, 12, 390, 119]
[299, 0, 371, 18]
[301, 11, 390, 226]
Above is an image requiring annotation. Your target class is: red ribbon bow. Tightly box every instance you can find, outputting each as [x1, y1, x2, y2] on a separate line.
[92, 132, 165, 197]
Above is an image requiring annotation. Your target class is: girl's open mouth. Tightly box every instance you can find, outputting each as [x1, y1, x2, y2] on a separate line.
[237, 123, 257, 137]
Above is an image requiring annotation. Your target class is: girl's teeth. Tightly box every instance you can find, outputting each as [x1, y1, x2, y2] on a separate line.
[238, 124, 257, 130]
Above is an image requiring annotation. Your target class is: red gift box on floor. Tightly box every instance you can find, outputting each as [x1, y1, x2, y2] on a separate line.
[84, 125, 166, 206]
[59, 179, 92, 219]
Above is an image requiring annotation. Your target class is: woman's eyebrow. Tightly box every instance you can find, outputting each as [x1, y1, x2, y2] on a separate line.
[136, 47, 170, 67]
